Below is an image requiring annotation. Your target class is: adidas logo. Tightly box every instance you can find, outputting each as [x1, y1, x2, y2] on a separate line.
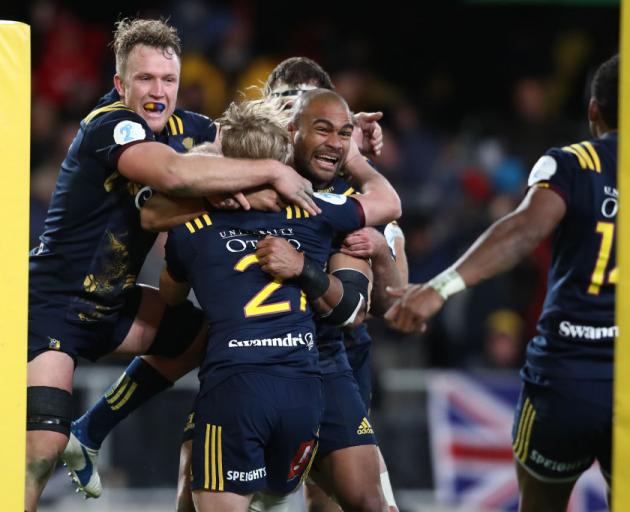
[356, 417, 374, 435]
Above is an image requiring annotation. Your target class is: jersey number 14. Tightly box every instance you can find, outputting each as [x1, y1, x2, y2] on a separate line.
[588, 221, 618, 295]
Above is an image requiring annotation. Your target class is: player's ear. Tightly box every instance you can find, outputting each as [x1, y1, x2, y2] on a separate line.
[114, 74, 125, 99]
[287, 121, 297, 143]
[587, 98, 600, 125]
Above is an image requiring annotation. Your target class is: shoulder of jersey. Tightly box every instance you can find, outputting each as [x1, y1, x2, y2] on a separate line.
[180, 212, 214, 234]
[167, 109, 215, 148]
[82, 100, 138, 126]
[529, 139, 604, 187]
[556, 139, 603, 173]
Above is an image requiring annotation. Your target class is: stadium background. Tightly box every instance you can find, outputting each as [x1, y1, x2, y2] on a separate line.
[5, 0, 620, 510]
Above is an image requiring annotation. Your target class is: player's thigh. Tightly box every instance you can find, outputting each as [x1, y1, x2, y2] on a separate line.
[176, 439, 194, 512]
[192, 489, 252, 512]
[314, 445, 383, 510]
[516, 462, 575, 512]
[27, 350, 74, 390]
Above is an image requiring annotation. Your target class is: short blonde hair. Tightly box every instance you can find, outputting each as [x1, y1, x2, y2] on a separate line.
[218, 99, 293, 163]
[112, 18, 181, 78]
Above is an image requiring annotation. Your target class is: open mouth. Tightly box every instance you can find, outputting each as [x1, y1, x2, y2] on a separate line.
[314, 153, 340, 171]
[143, 102, 166, 114]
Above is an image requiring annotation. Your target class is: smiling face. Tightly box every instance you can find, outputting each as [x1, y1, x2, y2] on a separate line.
[289, 93, 353, 188]
[114, 44, 180, 134]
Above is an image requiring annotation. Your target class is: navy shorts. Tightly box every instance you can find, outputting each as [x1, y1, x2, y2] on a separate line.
[28, 285, 204, 363]
[345, 342, 372, 411]
[317, 370, 377, 458]
[512, 367, 612, 482]
[191, 372, 322, 495]
[28, 286, 143, 363]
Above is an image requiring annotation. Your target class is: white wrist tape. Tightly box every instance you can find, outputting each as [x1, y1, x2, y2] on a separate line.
[427, 268, 466, 300]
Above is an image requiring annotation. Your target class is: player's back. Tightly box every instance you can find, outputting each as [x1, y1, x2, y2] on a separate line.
[165, 193, 365, 390]
[527, 132, 617, 378]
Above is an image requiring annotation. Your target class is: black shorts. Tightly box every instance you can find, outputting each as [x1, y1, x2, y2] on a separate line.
[345, 342, 372, 411]
[28, 287, 143, 363]
[317, 370, 377, 458]
[191, 372, 322, 495]
[512, 367, 612, 482]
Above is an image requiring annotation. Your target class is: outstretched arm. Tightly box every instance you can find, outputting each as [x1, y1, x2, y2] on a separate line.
[385, 186, 566, 333]
[141, 187, 284, 232]
[118, 141, 320, 215]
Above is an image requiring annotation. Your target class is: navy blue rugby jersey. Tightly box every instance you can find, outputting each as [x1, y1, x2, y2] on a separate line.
[526, 132, 617, 378]
[29, 89, 216, 322]
[164, 193, 365, 389]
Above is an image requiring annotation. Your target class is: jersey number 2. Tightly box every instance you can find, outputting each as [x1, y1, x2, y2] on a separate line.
[234, 254, 307, 317]
[588, 221, 618, 295]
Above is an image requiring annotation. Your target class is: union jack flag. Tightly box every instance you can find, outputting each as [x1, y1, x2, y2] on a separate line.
[427, 371, 608, 511]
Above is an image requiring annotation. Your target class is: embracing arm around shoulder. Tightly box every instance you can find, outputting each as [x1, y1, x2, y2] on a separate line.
[343, 143, 401, 226]
[117, 141, 320, 214]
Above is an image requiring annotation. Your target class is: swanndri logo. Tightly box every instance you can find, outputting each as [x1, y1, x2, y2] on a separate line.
[558, 321, 618, 340]
[228, 332, 314, 350]
[357, 417, 374, 435]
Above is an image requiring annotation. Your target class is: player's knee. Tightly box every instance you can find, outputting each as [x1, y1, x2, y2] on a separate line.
[26, 454, 58, 487]
[338, 486, 385, 512]
[27, 386, 72, 436]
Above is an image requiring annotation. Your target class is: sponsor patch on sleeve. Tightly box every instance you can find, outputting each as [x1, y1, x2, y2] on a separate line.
[313, 192, 347, 205]
[528, 155, 557, 186]
[113, 120, 147, 145]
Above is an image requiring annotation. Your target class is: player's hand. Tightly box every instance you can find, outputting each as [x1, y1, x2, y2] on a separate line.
[340, 227, 388, 259]
[270, 163, 321, 216]
[353, 111, 383, 157]
[244, 187, 285, 213]
[256, 235, 305, 279]
[205, 193, 244, 210]
[384, 284, 445, 334]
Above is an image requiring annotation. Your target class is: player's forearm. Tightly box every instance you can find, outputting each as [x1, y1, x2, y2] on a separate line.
[165, 155, 282, 197]
[141, 194, 205, 232]
[119, 142, 283, 197]
[309, 274, 343, 316]
[454, 211, 542, 287]
[369, 249, 404, 316]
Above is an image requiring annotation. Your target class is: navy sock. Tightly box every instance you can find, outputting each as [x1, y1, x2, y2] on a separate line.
[72, 357, 173, 449]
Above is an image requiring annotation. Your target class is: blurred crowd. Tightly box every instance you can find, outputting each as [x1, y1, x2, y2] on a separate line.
[26, 0, 619, 382]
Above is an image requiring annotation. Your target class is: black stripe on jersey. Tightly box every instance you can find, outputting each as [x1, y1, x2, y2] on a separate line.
[185, 213, 213, 234]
